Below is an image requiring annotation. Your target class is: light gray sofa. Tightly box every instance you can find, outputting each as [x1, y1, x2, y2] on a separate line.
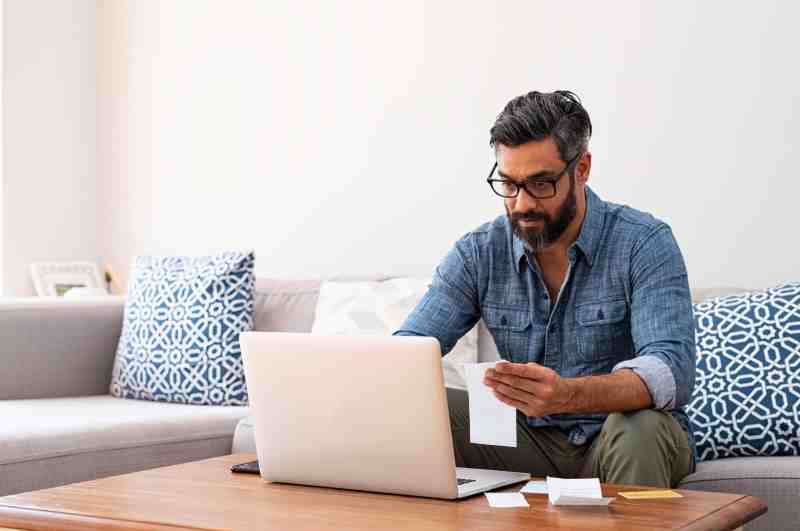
[0, 296, 249, 497]
[0, 278, 790, 530]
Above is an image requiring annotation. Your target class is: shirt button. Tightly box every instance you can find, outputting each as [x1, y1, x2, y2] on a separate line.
[500, 315, 507, 326]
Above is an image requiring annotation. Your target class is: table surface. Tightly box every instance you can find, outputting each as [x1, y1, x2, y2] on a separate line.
[0, 453, 766, 531]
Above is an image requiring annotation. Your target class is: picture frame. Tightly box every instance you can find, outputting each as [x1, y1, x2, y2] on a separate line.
[29, 262, 107, 297]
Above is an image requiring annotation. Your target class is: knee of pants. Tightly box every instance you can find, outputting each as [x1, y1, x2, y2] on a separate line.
[600, 409, 674, 454]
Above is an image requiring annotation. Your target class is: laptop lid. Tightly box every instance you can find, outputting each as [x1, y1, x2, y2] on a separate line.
[240, 332, 459, 499]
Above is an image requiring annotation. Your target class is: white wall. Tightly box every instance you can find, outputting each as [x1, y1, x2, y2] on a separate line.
[2, 0, 98, 296]
[96, 1, 799, 291]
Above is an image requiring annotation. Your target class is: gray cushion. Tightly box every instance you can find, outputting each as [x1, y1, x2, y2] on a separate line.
[680, 456, 800, 531]
[253, 279, 322, 333]
[0, 395, 248, 496]
[0, 297, 125, 400]
[691, 286, 749, 303]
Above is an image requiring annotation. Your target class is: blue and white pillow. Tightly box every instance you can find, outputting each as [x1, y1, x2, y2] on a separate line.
[687, 281, 800, 460]
[110, 251, 255, 406]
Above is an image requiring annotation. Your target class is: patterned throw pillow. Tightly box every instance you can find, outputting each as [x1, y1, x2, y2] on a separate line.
[110, 251, 255, 405]
[311, 278, 478, 389]
[687, 281, 800, 460]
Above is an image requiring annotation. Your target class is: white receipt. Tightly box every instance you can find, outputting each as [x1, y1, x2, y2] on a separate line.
[520, 480, 548, 494]
[546, 477, 614, 506]
[485, 492, 529, 508]
[464, 362, 517, 447]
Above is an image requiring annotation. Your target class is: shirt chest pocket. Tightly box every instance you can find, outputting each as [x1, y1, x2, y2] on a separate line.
[575, 300, 632, 361]
[482, 305, 532, 363]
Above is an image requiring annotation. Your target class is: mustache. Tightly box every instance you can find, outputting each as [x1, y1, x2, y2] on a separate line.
[512, 212, 548, 223]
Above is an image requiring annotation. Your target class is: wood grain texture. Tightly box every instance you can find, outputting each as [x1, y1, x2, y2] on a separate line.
[0, 453, 767, 531]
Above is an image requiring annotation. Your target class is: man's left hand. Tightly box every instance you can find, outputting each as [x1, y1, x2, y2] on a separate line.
[483, 361, 574, 417]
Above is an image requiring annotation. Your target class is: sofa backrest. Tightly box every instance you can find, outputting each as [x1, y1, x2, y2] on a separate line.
[252, 279, 750, 362]
[0, 297, 126, 400]
[253, 279, 322, 333]
[0, 279, 750, 400]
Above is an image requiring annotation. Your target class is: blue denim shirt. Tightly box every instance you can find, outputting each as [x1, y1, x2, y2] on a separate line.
[393, 186, 696, 468]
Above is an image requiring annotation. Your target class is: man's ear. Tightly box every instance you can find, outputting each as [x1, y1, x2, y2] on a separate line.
[575, 151, 592, 185]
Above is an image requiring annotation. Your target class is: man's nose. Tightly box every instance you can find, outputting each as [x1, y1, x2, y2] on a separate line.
[514, 186, 540, 211]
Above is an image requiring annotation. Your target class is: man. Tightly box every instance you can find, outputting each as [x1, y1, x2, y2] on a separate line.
[393, 90, 696, 488]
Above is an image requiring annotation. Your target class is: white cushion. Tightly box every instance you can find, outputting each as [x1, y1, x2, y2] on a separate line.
[311, 278, 478, 389]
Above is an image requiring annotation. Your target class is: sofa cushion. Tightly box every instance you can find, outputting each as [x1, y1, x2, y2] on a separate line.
[679, 455, 800, 531]
[110, 251, 255, 405]
[687, 281, 800, 460]
[680, 454, 800, 485]
[0, 395, 248, 496]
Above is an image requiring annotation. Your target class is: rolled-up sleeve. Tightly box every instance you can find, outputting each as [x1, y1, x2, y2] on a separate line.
[392, 234, 481, 355]
[612, 224, 696, 410]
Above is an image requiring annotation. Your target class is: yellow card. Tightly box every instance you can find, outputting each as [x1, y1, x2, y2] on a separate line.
[619, 490, 683, 499]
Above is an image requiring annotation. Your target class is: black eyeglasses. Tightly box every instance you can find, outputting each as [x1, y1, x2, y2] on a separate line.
[486, 151, 582, 199]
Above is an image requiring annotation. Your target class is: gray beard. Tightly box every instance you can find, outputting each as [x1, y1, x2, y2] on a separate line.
[521, 231, 547, 252]
[508, 174, 578, 252]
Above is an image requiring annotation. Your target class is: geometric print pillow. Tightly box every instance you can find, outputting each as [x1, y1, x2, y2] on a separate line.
[686, 281, 800, 460]
[109, 250, 255, 406]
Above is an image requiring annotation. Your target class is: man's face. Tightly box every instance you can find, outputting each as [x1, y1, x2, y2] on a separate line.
[496, 138, 580, 252]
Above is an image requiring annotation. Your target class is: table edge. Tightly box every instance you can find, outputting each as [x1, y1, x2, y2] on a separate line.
[680, 495, 768, 531]
[0, 504, 215, 531]
[0, 454, 771, 531]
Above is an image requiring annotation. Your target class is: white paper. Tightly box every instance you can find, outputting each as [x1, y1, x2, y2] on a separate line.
[485, 492, 530, 508]
[464, 362, 517, 447]
[520, 480, 548, 494]
[547, 477, 614, 506]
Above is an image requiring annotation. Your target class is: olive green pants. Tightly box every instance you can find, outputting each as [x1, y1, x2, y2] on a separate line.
[446, 388, 692, 488]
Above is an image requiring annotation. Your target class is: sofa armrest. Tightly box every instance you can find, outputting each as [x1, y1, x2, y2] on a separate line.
[0, 297, 126, 399]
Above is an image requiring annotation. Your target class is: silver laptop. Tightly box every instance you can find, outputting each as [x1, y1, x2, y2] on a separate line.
[239, 332, 530, 499]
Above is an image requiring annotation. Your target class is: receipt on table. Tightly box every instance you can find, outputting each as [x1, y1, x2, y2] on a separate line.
[485, 492, 529, 508]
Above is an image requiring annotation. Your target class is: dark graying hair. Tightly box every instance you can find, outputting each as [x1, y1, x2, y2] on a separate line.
[489, 90, 592, 164]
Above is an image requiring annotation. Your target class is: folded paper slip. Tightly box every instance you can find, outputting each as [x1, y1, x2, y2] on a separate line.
[547, 476, 615, 506]
[519, 480, 548, 494]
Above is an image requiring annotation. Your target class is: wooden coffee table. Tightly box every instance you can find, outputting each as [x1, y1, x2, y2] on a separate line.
[0, 453, 766, 530]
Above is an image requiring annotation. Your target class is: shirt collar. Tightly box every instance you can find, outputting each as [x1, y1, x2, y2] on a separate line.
[512, 185, 606, 273]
